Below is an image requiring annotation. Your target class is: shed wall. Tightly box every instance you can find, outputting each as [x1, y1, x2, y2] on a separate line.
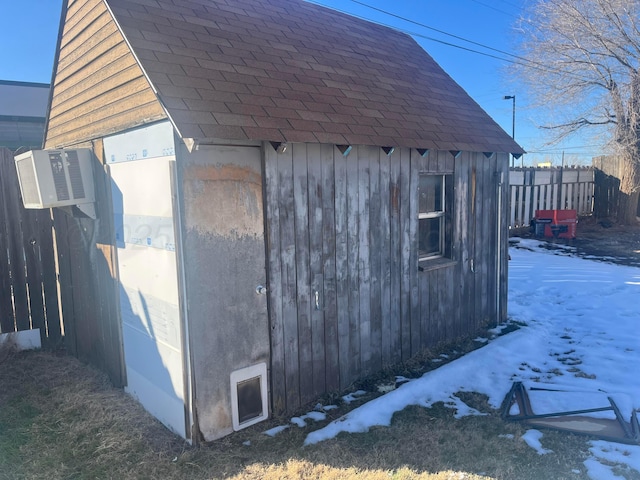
[45, 0, 166, 149]
[265, 145, 508, 413]
[180, 143, 270, 442]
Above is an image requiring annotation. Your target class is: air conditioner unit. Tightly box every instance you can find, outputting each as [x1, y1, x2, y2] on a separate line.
[14, 149, 95, 209]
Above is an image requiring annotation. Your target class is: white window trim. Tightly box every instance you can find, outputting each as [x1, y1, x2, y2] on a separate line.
[418, 174, 447, 262]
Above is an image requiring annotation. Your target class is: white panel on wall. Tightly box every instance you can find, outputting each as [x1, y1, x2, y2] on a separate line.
[104, 121, 175, 164]
[106, 126, 187, 440]
[109, 154, 175, 217]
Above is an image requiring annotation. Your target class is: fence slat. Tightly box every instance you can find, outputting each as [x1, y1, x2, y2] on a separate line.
[0, 152, 29, 331]
[0, 151, 15, 332]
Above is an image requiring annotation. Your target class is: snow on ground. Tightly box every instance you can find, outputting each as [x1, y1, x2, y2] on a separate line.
[297, 238, 640, 478]
[522, 429, 553, 455]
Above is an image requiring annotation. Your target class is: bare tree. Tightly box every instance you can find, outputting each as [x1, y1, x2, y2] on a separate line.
[516, 0, 640, 224]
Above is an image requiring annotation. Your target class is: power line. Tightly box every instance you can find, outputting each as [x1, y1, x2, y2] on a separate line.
[468, 0, 515, 18]
[308, 1, 533, 67]
[350, 0, 524, 62]
[309, 0, 594, 83]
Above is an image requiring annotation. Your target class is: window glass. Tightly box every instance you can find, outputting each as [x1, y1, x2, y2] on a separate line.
[419, 217, 442, 258]
[418, 174, 442, 214]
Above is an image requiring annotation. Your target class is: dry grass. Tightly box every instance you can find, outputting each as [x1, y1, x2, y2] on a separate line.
[0, 342, 634, 480]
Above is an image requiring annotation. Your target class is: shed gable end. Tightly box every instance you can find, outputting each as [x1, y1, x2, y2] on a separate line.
[45, 0, 166, 148]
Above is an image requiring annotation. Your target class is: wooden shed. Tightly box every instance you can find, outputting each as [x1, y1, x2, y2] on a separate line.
[41, 0, 523, 442]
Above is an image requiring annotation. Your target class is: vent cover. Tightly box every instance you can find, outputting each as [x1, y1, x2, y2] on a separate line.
[15, 156, 40, 206]
[230, 363, 268, 431]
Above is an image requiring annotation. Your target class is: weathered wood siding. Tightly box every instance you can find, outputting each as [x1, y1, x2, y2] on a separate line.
[45, 0, 166, 149]
[265, 145, 508, 413]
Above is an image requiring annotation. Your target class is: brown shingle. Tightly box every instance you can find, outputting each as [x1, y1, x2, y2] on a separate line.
[200, 124, 247, 139]
[107, 0, 523, 153]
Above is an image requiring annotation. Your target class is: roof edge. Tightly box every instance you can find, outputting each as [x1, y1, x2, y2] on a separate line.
[102, 0, 185, 147]
[43, 0, 68, 149]
[0, 80, 50, 88]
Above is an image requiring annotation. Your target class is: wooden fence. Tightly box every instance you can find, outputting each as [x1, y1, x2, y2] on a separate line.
[0, 145, 124, 385]
[509, 167, 594, 228]
[0, 147, 62, 346]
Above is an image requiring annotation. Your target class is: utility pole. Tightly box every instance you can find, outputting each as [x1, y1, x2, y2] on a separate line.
[504, 95, 516, 167]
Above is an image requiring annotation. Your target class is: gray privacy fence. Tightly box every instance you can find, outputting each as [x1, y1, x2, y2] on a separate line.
[509, 167, 594, 228]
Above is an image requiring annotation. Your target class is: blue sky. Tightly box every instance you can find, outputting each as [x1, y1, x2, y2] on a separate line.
[0, 0, 600, 164]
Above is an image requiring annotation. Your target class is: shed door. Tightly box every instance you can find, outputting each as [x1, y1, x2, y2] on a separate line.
[105, 122, 188, 439]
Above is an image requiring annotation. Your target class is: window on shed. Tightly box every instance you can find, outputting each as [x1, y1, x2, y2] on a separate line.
[418, 174, 451, 261]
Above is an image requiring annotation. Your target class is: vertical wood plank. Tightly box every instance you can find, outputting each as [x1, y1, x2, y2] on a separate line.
[277, 146, 300, 411]
[388, 149, 402, 364]
[408, 150, 420, 356]
[484, 155, 496, 325]
[307, 144, 326, 398]
[358, 146, 371, 375]
[264, 146, 286, 413]
[455, 153, 470, 340]
[22, 205, 46, 337]
[499, 155, 509, 323]
[52, 212, 78, 355]
[429, 269, 441, 344]
[419, 271, 431, 348]
[399, 148, 411, 361]
[523, 185, 532, 226]
[334, 147, 350, 389]
[509, 184, 517, 227]
[441, 266, 454, 339]
[346, 147, 361, 381]
[479, 154, 491, 325]
[38, 209, 62, 344]
[379, 150, 392, 366]
[321, 144, 339, 393]
[1, 154, 30, 331]
[469, 158, 478, 330]
[368, 149, 382, 373]
[293, 143, 313, 405]
[0, 150, 15, 332]
[450, 153, 462, 341]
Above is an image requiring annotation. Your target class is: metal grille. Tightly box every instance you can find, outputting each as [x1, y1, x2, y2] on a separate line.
[65, 150, 85, 199]
[48, 152, 69, 201]
[15, 157, 40, 206]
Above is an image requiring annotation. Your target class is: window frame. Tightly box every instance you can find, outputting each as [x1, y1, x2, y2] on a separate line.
[418, 173, 451, 263]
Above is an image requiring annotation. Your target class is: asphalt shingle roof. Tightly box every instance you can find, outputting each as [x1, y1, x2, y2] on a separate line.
[106, 0, 524, 153]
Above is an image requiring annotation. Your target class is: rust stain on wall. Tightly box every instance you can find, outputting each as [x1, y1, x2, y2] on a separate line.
[184, 164, 264, 238]
[183, 165, 261, 185]
[391, 183, 400, 212]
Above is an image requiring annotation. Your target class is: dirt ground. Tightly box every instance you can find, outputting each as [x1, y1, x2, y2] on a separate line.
[511, 216, 640, 268]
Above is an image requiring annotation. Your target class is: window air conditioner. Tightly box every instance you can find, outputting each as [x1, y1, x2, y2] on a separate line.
[14, 149, 95, 209]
